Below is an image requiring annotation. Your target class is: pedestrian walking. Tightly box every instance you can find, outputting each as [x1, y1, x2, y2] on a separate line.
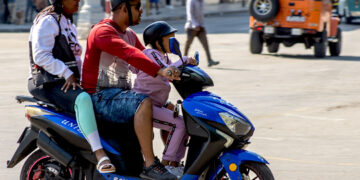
[26, 0, 48, 23]
[149, 0, 160, 15]
[7, 0, 16, 24]
[2, 0, 10, 23]
[25, 0, 33, 22]
[166, 0, 173, 9]
[184, 0, 219, 67]
[33, 0, 48, 11]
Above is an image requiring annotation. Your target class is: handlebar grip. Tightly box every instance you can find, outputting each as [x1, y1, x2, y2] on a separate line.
[194, 51, 199, 64]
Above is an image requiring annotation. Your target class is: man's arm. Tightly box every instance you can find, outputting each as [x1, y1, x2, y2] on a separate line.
[94, 26, 160, 77]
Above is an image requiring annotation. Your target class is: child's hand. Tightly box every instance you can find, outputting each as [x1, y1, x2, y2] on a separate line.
[187, 57, 198, 66]
[164, 101, 175, 111]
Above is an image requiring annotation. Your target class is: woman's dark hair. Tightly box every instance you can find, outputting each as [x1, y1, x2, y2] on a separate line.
[34, 0, 73, 23]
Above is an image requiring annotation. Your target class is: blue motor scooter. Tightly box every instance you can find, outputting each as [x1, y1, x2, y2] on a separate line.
[7, 38, 274, 180]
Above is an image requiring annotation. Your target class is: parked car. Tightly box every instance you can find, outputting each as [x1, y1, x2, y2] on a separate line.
[249, 0, 342, 57]
[338, 0, 360, 23]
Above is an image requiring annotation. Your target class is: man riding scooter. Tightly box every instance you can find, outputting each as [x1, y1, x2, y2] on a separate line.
[81, 0, 181, 179]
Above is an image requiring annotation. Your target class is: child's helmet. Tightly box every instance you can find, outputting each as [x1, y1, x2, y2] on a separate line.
[143, 21, 177, 51]
[111, 0, 126, 11]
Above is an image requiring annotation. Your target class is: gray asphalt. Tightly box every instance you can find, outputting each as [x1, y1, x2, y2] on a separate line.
[1, 12, 360, 179]
[132, 12, 251, 34]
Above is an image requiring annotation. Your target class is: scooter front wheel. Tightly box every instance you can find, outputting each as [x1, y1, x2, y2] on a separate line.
[20, 150, 72, 180]
[239, 161, 274, 180]
[215, 161, 274, 180]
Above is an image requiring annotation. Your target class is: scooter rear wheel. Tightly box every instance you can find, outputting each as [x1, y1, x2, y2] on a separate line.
[20, 150, 72, 180]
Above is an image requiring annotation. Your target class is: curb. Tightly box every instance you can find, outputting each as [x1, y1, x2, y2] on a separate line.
[141, 8, 248, 23]
[0, 8, 248, 32]
[0, 24, 32, 32]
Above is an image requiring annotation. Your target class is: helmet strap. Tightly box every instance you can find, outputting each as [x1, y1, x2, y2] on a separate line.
[125, 0, 133, 26]
[159, 39, 167, 54]
[164, 53, 170, 64]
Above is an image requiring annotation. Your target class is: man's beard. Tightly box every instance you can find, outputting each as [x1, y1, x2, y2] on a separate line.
[131, 18, 141, 26]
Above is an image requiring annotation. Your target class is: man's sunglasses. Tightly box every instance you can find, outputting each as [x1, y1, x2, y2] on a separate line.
[131, 2, 142, 10]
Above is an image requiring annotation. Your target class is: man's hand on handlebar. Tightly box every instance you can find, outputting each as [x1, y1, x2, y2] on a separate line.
[61, 74, 82, 93]
[157, 66, 181, 81]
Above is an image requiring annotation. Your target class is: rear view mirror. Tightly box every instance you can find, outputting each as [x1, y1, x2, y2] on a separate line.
[169, 37, 182, 57]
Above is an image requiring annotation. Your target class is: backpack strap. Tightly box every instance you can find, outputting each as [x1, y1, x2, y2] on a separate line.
[30, 13, 61, 65]
[150, 52, 165, 68]
[50, 13, 62, 35]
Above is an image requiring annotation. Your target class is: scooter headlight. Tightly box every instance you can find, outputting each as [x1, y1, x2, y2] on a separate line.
[219, 112, 251, 136]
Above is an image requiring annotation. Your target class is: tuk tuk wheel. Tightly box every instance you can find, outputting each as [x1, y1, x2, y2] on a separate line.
[249, 0, 279, 22]
[267, 41, 279, 53]
[250, 30, 263, 54]
[329, 28, 342, 56]
[314, 30, 327, 58]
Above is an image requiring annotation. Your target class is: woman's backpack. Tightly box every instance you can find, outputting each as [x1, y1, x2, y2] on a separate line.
[30, 13, 80, 87]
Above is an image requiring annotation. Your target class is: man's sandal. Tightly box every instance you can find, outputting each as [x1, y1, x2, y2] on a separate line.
[96, 156, 116, 173]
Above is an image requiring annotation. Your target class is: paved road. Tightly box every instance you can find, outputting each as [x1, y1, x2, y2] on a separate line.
[1, 12, 360, 179]
[132, 11, 251, 34]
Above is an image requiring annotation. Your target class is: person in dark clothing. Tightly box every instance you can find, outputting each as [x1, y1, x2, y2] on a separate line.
[166, 0, 173, 9]
[3, 0, 9, 23]
[25, 0, 35, 22]
[149, 0, 160, 15]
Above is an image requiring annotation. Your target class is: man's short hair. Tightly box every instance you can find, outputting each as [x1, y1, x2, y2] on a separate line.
[111, 0, 138, 11]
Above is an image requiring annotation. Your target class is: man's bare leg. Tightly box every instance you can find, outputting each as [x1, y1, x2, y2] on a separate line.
[134, 98, 155, 167]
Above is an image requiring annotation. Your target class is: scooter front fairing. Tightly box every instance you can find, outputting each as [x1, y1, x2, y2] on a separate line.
[182, 91, 255, 133]
[181, 91, 270, 180]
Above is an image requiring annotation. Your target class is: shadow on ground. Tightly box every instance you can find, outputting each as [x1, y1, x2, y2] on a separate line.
[262, 54, 360, 62]
[210, 67, 252, 71]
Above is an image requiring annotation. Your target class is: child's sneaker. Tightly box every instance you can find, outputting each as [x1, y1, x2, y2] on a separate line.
[165, 165, 184, 178]
[140, 157, 177, 180]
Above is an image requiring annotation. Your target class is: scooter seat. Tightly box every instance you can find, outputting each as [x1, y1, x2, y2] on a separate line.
[16, 95, 62, 112]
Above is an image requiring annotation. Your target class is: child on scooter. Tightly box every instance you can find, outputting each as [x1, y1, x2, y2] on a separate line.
[130, 21, 197, 177]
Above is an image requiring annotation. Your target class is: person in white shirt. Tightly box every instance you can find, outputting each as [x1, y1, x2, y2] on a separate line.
[184, 0, 219, 67]
[28, 0, 115, 173]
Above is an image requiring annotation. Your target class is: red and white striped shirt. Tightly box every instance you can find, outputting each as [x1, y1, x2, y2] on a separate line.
[81, 19, 161, 94]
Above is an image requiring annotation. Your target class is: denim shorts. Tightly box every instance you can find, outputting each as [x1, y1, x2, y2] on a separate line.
[91, 88, 148, 124]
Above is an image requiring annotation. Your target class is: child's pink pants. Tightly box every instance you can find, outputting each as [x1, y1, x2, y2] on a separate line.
[152, 105, 188, 162]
